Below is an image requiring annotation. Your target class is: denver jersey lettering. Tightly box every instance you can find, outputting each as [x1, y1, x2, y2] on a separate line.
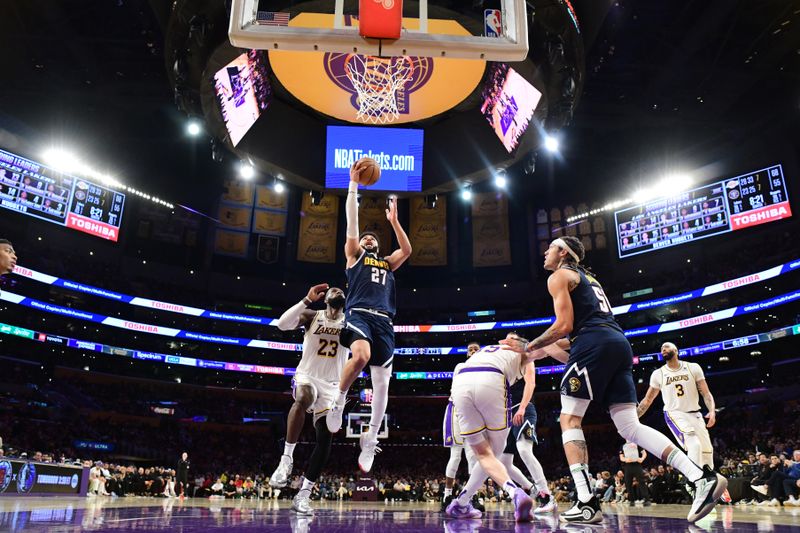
[345, 250, 396, 317]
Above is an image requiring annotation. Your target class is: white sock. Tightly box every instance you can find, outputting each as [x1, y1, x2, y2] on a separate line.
[569, 463, 593, 503]
[444, 487, 452, 498]
[667, 449, 703, 483]
[503, 480, 518, 494]
[283, 442, 296, 458]
[500, 454, 533, 491]
[298, 477, 314, 498]
[336, 389, 347, 405]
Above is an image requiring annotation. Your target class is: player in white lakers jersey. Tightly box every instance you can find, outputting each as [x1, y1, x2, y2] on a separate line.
[637, 342, 717, 469]
[445, 334, 537, 522]
[441, 342, 480, 511]
[269, 283, 348, 516]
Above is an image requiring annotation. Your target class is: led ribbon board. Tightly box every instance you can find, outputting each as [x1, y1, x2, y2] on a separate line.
[2, 287, 799, 353]
[2, 321, 797, 379]
[0, 149, 125, 241]
[13, 258, 800, 332]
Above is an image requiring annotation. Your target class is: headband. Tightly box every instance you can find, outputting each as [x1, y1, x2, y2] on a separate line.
[551, 238, 580, 263]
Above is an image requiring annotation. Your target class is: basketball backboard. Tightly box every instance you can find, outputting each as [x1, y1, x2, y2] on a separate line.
[346, 412, 389, 439]
[228, 0, 528, 61]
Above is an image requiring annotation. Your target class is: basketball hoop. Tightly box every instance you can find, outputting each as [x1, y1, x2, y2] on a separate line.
[344, 54, 414, 124]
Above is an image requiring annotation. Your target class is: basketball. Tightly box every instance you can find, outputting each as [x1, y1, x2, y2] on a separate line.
[356, 157, 381, 186]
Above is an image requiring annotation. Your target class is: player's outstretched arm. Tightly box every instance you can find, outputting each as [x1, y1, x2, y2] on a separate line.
[526, 270, 575, 351]
[513, 362, 536, 426]
[276, 283, 328, 330]
[697, 379, 716, 428]
[636, 386, 660, 418]
[385, 197, 412, 271]
[345, 162, 366, 267]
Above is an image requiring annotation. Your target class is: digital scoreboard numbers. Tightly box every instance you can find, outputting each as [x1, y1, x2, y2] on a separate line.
[0, 149, 125, 242]
[615, 165, 792, 258]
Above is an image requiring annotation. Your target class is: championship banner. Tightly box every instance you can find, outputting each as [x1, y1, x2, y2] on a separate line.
[409, 196, 447, 266]
[358, 197, 392, 253]
[221, 179, 255, 206]
[218, 203, 253, 231]
[214, 229, 250, 257]
[252, 209, 287, 236]
[472, 192, 511, 267]
[255, 185, 288, 210]
[297, 193, 339, 263]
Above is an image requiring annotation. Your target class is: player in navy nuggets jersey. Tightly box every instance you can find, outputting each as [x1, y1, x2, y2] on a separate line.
[503, 236, 726, 525]
[326, 159, 412, 473]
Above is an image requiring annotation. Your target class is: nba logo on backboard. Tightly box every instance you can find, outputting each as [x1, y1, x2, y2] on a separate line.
[360, 388, 373, 404]
[485, 9, 502, 37]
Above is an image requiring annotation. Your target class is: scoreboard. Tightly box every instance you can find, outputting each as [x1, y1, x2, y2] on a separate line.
[615, 165, 791, 258]
[0, 149, 125, 241]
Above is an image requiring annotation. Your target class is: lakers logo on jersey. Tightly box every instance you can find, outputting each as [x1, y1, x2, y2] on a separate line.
[665, 374, 690, 385]
[313, 324, 342, 336]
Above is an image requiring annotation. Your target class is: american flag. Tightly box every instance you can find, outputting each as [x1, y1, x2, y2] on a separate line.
[255, 11, 290, 26]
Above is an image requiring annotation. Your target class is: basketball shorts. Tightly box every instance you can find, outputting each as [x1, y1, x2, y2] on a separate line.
[663, 410, 713, 454]
[293, 372, 339, 423]
[504, 403, 538, 454]
[450, 367, 511, 445]
[442, 401, 464, 447]
[560, 326, 638, 407]
[340, 309, 395, 368]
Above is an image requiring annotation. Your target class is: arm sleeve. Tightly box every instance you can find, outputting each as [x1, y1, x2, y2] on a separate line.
[649, 369, 662, 389]
[276, 300, 311, 331]
[346, 180, 359, 239]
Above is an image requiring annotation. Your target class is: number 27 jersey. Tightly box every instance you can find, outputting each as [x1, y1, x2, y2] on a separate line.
[345, 250, 396, 318]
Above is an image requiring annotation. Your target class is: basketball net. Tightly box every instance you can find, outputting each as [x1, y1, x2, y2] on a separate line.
[344, 55, 414, 124]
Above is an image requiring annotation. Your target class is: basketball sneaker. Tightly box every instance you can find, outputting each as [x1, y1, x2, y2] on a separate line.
[687, 466, 728, 523]
[441, 494, 454, 513]
[559, 496, 603, 524]
[269, 454, 292, 488]
[358, 433, 382, 473]
[445, 499, 482, 519]
[512, 487, 534, 522]
[533, 491, 557, 514]
[325, 399, 345, 433]
[292, 493, 313, 516]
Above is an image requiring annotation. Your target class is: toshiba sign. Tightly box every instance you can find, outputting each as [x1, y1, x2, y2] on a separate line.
[731, 202, 792, 231]
[65, 214, 119, 242]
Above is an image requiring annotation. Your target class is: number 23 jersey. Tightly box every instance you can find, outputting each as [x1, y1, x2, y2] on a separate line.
[345, 250, 396, 318]
[296, 310, 348, 383]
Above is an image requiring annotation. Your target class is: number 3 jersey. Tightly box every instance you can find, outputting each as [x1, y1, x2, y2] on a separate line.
[562, 265, 622, 335]
[345, 250, 396, 318]
[649, 361, 704, 412]
[296, 310, 348, 383]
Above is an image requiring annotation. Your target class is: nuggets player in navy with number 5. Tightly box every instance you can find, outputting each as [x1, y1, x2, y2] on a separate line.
[326, 158, 412, 473]
[503, 236, 726, 525]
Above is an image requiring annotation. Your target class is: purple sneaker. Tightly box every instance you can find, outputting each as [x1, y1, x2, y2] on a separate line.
[513, 488, 534, 522]
[445, 499, 482, 519]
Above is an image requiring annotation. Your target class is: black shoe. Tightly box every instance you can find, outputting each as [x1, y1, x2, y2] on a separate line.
[441, 494, 453, 513]
[559, 496, 603, 524]
[472, 495, 485, 513]
[687, 465, 727, 523]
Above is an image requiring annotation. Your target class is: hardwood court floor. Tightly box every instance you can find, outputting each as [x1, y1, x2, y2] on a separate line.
[1, 496, 799, 532]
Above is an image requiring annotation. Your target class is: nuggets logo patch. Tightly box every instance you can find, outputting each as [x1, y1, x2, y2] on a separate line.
[569, 377, 582, 393]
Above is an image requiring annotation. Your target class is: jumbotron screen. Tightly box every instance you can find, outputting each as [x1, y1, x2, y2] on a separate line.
[615, 165, 791, 258]
[0, 148, 125, 241]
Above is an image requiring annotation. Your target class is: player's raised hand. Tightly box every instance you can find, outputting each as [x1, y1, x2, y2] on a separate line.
[306, 283, 329, 302]
[385, 196, 398, 224]
[350, 159, 366, 183]
[499, 337, 528, 353]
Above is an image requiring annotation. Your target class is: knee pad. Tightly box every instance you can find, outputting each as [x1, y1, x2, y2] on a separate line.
[562, 428, 586, 446]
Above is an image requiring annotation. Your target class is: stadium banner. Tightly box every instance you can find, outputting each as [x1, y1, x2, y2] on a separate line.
[217, 203, 253, 232]
[255, 185, 288, 211]
[358, 196, 392, 253]
[10, 258, 800, 331]
[252, 209, 287, 236]
[0, 460, 88, 496]
[472, 192, 511, 267]
[409, 196, 447, 266]
[297, 193, 338, 263]
[221, 179, 255, 206]
[213, 229, 250, 257]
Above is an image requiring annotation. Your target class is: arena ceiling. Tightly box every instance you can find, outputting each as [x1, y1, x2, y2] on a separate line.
[0, 0, 797, 212]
